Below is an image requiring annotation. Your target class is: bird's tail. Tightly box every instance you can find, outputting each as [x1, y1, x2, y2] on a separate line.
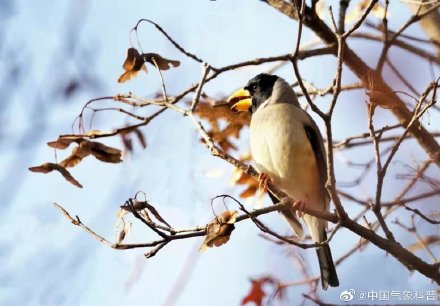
[316, 231, 339, 290]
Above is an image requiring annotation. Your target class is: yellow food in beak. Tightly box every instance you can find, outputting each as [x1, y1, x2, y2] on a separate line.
[227, 88, 252, 112]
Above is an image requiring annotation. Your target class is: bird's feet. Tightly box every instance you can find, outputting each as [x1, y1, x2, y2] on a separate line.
[258, 172, 271, 192]
[292, 199, 308, 218]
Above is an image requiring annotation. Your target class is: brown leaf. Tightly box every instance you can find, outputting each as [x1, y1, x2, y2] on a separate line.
[121, 133, 134, 153]
[240, 186, 258, 199]
[60, 141, 92, 168]
[195, 101, 257, 198]
[118, 70, 141, 83]
[143, 203, 171, 228]
[118, 48, 147, 83]
[241, 277, 281, 306]
[231, 168, 254, 185]
[47, 138, 82, 150]
[121, 200, 149, 211]
[217, 210, 238, 224]
[122, 48, 145, 71]
[85, 129, 113, 137]
[120, 128, 147, 155]
[115, 208, 128, 235]
[60, 155, 83, 168]
[143, 53, 180, 71]
[29, 163, 83, 188]
[116, 221, 132, 244]
[200, 210, 237, 251]
[89, 141, 122, 163]
[195, 101, 250, 154]
[51, 165, 83, 188]
[29, 163, 53, 174]
[241, 279, 266, 306]
[118, 49, 180, 83]
[133, 129, 147, 149]
[59, 140, 121, 168]
[218, 139, 237, 152]
[229, 154, 261, 200]
[121, 200, 171, 228]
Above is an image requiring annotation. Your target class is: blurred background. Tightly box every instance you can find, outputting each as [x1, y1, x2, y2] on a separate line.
[0, 0, 439, 305]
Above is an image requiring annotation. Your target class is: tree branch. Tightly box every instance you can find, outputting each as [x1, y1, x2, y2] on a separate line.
[265, 0, 440, 169]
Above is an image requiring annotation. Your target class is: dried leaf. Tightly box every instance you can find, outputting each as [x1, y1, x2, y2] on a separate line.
[117, 221, 132, 244]
[195, 101, 257, 199]
[217, 210, 238, 224]
[52, 166, 83, 188]
[115, 208, 128, 235]
[60, 155, 83, 168]
[89, 141, 122, 163]
[118, 48, 180, 83]
[85, 130, 113, 137]
[121, 133, 134, 153]
[143, 53, 180, 71]
[118, 70, 141, 83]
[29, 163, 53, 174]
[58, 140, 121, 168]
[60, 141, 92, 168]
[241, 279, 266, 306]
[118, 48, 147, 83]
[240, 186, 258, 198]
[231, 168, 254, 185]
[229, 154, 261, 200]
[121, 200, 171, 228]
[122, 48, 145, 71]
[195, 101, 250, 154]
[29, 162, 83, 188]
[59, 135, 87, 141]
[218, 139, 237, 152]
[91, 141, 121, 155]
[143, 203, 171, 228]
[120, 128, 147, 155]
[47, 137, 84, 150]
[241, 277, 280, 306]
[200, 210, 237, 251]
[133, 129, 147, 149]
[121, 200, 149, 212]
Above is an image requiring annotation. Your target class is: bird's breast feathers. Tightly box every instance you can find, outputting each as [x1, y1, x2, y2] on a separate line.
[250, 103, 322, 204]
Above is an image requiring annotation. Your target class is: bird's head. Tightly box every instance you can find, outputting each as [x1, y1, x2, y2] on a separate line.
[227, 73, 298, 113]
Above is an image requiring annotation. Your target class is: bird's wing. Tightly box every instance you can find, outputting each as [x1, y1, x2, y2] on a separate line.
[303, 115, 330, 205]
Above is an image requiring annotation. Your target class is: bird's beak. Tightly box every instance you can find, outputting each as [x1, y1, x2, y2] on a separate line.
[227, 88, 252, 112]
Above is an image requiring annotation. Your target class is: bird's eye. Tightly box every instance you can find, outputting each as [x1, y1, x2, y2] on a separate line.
[245, 83, 258, 94]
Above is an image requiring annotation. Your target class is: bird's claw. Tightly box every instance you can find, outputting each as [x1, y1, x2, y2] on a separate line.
[293, 199, 307, 218]
[258, 172, 271, 192]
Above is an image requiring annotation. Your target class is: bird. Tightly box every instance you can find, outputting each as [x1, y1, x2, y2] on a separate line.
[227, 73, 339, 290]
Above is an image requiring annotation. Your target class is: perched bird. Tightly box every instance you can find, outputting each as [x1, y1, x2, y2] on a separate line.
[227, 73, 339, 290]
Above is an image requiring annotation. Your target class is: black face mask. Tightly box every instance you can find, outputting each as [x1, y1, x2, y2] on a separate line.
[244, 73, 279, 113]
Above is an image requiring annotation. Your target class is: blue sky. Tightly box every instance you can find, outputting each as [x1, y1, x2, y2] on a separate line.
[1, 0, 439, 305]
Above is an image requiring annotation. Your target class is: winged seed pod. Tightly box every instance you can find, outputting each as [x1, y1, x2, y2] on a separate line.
[118, 48, 180, 83]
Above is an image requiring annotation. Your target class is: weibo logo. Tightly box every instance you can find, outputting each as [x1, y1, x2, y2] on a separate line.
[339, 289, 356, 302]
